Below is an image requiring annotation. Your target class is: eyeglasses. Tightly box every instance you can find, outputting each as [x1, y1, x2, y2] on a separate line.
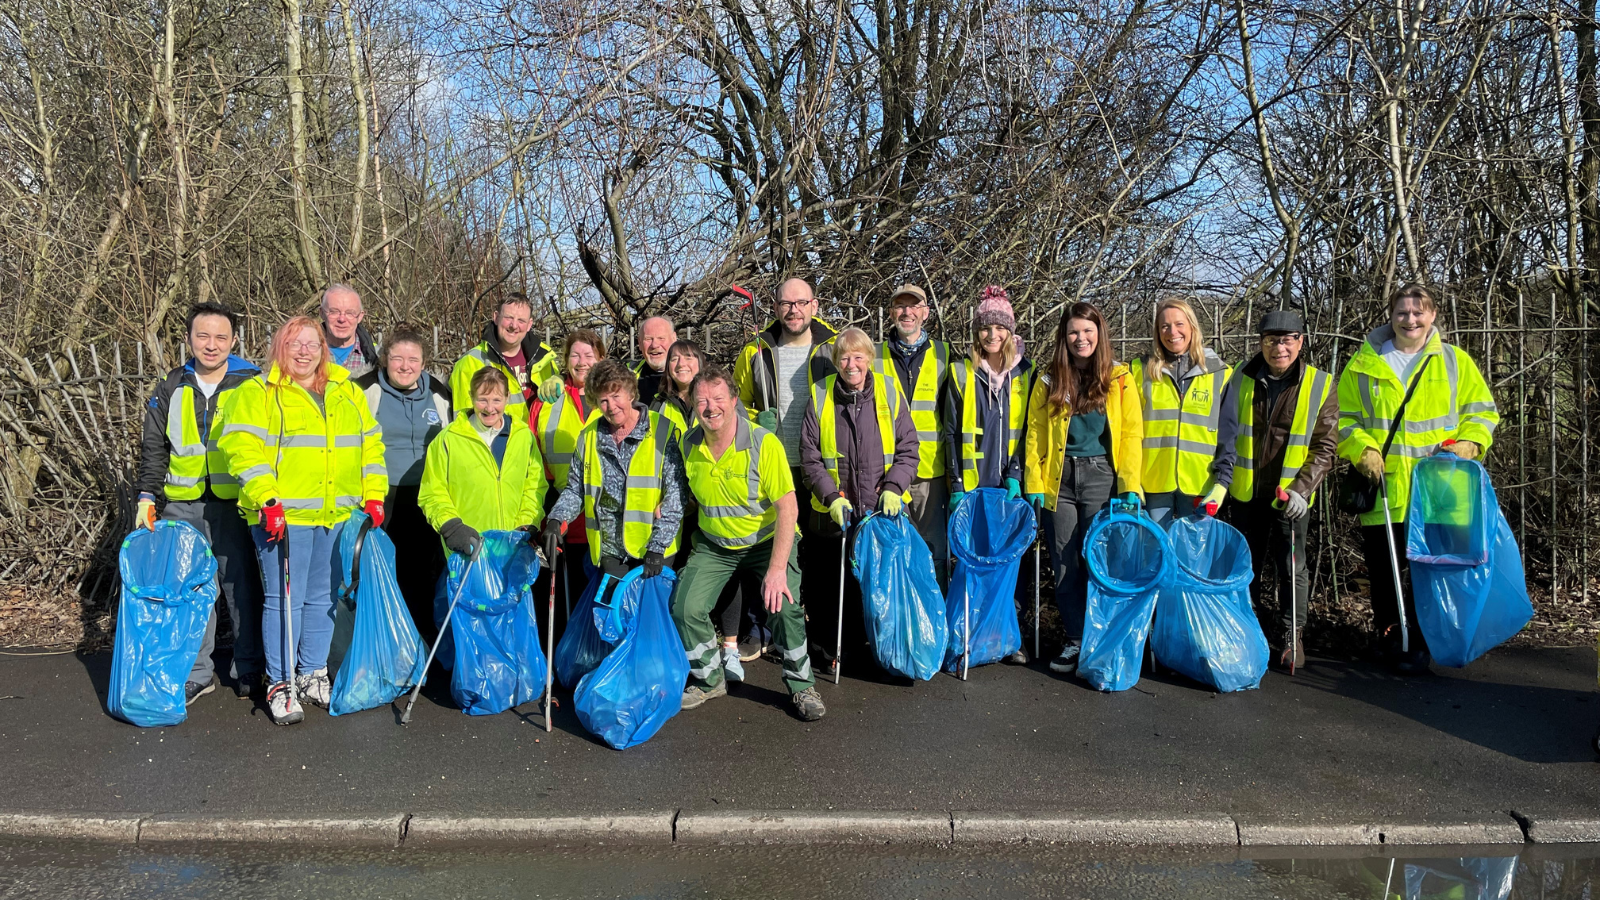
[774, 299, 814, 311]
[892, 303, 929, 311]
[286, 341, 323, 352]
[1262, 334, 1303, 347]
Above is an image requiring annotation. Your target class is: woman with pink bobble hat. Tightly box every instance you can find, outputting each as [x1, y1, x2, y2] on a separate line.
[940, 286, 1036, 663]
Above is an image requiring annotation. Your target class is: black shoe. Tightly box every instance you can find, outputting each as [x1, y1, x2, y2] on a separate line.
[184, 678, 216, 706]
[1049, 644, 1081, 674]
[1592, 724, 1600, 757]
[1391, 647, 1431, 676]
[233, 672, 265, 700]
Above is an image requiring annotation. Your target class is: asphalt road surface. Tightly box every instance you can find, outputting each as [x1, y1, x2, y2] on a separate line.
[0, 645, 1595, 822]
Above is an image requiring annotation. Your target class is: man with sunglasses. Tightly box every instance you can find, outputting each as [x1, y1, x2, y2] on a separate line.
[1211, 310, 1339, 673]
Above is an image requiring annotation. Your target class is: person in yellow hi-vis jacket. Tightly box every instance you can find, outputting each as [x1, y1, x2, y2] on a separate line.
[529, 327, 605, 642]
[448, 292, 560, 426]
[940, 285, 1035, 664]
[221, 316, 387, 726]
[1132, 296, 1233, 524]
[1023, 302, 1143, 676]
[1337, 283, 1498, 674]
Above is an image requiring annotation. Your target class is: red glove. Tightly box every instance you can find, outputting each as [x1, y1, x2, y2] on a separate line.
[261, 500, 287, 542]
[364, 499, 385, 528]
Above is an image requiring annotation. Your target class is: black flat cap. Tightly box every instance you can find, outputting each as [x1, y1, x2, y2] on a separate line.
[1258, 310, 1305, 335]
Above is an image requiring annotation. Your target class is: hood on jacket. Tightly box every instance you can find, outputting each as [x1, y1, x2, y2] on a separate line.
[757, 316, 837, 350]
[1362, 323, 1442, 355]
[184, 354, 260, 378]
[480, 319, 552, 364]
[266, 361, 352, 387]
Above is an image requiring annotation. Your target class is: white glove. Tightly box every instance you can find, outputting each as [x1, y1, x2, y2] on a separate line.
[1281, 489, 1309, 521]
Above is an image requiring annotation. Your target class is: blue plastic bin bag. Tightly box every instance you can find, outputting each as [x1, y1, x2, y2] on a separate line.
[852, 513, 948, 680]
[1078, 499, 1170, 692]
[574, 568, 689, 749]
[108, 520, 217, 727]
[1151, 515, 1267, 692]
[329, 512, 427, 715]
[447, 531, 547, 715]
[1407, 454, 1532, 667]
[944, 488, 1034, 673]
[555, 570, 610, 689]
[1402, 857, 1516, 900]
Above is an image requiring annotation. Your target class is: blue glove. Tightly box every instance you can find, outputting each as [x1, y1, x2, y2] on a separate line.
[949, 490, 966, 512]
[1026, 493, 1045, 509]
[1003, 478, 1021, 501]
[1115, 492, 1140, 512]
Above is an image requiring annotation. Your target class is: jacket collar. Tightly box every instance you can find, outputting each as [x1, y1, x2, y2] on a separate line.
[184, 354, 260, 377]
[1240, 352, 1304, 383]
[266, 361, 350, 387]
[832, 371, 873, 404]
[377, 369, 429, 399]
[597, 402, 653, 442]
[479, 320, 547, 364]
[758, 316, 837, 351]
[1351, 324, 1444, 380]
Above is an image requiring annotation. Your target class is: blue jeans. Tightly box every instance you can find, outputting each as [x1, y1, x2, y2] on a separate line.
[253, 522, 343, 684]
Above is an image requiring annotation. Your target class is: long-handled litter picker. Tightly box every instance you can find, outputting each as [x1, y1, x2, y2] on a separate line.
[543, 535, 560, 732]
[1379, 478, 1409, 655]
[1033, 502, 1042, 661]
[400, 548, 479, 725]
[280, 532, 296, 704]
[834, 511, 850, 685]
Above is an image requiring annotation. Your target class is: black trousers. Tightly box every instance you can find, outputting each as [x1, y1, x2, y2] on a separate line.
[1360, 520, 1425, 653]
[804, 517, 868, 667]
[1227, 496, 1310, 636]
[384, 485, 445, 644]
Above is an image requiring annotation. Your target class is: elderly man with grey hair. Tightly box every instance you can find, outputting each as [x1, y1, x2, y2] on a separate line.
[321, 283, 379, 377]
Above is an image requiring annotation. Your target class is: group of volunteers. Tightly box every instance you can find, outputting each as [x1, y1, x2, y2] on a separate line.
[135, 275, 1496, 726]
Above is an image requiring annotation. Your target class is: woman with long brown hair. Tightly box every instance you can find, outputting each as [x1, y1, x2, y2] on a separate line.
[1022, 302, 1143, 674]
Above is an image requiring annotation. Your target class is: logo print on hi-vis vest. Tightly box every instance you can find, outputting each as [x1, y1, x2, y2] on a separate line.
[1189, 387, 1211, 407]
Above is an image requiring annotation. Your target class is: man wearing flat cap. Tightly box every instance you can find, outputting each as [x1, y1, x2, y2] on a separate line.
[1211, 310, 1339, 672]
[877, 284, 955, 586]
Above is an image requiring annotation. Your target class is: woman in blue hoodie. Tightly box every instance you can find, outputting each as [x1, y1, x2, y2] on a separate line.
[354, 324, 453, 638]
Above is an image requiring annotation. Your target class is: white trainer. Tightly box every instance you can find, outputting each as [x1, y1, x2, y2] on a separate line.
[267, 681, 304, 725]
[295, 667, 331, 709]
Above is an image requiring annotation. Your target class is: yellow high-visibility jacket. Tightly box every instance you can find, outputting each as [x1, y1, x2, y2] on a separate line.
[220, 363, 387, 527]
[417, 413, 547, 536]
[1336, 325, 1499, 526]
[448, 325, 560, 425]
[733, 318, 838, 414]
[1023, 364, 1144, 508]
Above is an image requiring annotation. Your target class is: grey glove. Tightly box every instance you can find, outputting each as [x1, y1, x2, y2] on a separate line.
[1282, 489, 1309, 521]
[438, 518, 482, 558]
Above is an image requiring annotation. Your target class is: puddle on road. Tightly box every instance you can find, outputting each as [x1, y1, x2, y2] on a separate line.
[0, 839, 1596, 899]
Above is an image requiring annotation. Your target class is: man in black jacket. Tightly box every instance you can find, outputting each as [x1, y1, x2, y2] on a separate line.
[135, 302, 266, 701]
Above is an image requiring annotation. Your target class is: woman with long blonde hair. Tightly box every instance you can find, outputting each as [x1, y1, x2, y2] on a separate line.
[221, 316, 388, 725]
[1132, 297, 1232, 525]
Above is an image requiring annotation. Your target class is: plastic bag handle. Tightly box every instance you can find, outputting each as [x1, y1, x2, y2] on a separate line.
[340, 515, 375, 605]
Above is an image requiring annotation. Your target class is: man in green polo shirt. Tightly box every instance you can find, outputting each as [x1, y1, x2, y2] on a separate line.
[672, 366, 825, 721]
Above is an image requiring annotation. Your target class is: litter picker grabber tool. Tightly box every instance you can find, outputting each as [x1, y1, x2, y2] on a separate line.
[1033, 503, 1042, 661]
[1378, 478, 1409, 654]
[400, 549, 478, 725]
[834, 511, 850, 685]
[961, 559, 971, 682]
[1275, 487, 1299, 676]
[543, 535, 560, 732]
[280, 530, 296, 701]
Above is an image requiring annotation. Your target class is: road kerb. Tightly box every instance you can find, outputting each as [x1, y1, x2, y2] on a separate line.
[1511, 814, 1600, 844]
[137, 814, 407, 846]
[1235, 819, 1380, 846]
[953, 813, 1239, 845]
[1374, 818, 1526, 846]
[674, 810, 952, 844]
[404, 814, 676, 846]
[0, 813, 144, 843]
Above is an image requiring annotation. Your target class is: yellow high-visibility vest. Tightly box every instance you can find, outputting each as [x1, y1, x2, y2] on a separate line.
[578, 410, 682, 565]
[683, 416, 791, 550]
[219, 364, 388, 526]
[877, 340, 948, 479]
[535, 389, 600, 491]
[950, 358, 1034, 492]
[1228, 365, 1333, 505]
[1131, 351, 1232, 495]
[162, 382, 242, 501]
[807, 371, 909, 512]
[1336, 326, 1499, 526]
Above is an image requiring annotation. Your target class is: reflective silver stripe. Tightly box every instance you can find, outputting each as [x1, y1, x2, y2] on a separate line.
[915, 429, 939, 443]
[334, 495, 362, 507]
[208, 473, 238, 486]
[334, 434, 363, 448]
[1338, 423, 1360, 439]
[782, 644, 807, 661]
[1142, 407, 1181, 421]
[1387, 443, 1436, 459]
[687, 638, 718, 660]
[1280, 369, 1330, 483]
[466, 347, 489, 363]
[362, 425, 381, 438]
[701, 502, 767, 517]
[622, 509, 656, 525]
[165, 473, 204, 487]
[238, 464, 276, 483]
[688, 664, 719, 679]
[362, 464, 386, 477]
[1406, 412, 1457, 431]
[1143, 435, 1178, 449]
[1461, 401, 1496, 414]
[278, 434, 326, 449]
[221, 422, 268, 439]
[629, 475, 662, 490]
[699, 522, 775, 550]
[543, 394, 566, 464]
[784, 661, 813, 682]
[1144, 435, 1216, 455]
[909, 400, 938, 412]
[278, 498, 324, 510]
[166, 388, 206, 456]
[1357, 373, 1375, 421]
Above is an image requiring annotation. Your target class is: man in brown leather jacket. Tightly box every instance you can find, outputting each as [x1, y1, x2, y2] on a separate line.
[1211, 310, 1339, 671]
